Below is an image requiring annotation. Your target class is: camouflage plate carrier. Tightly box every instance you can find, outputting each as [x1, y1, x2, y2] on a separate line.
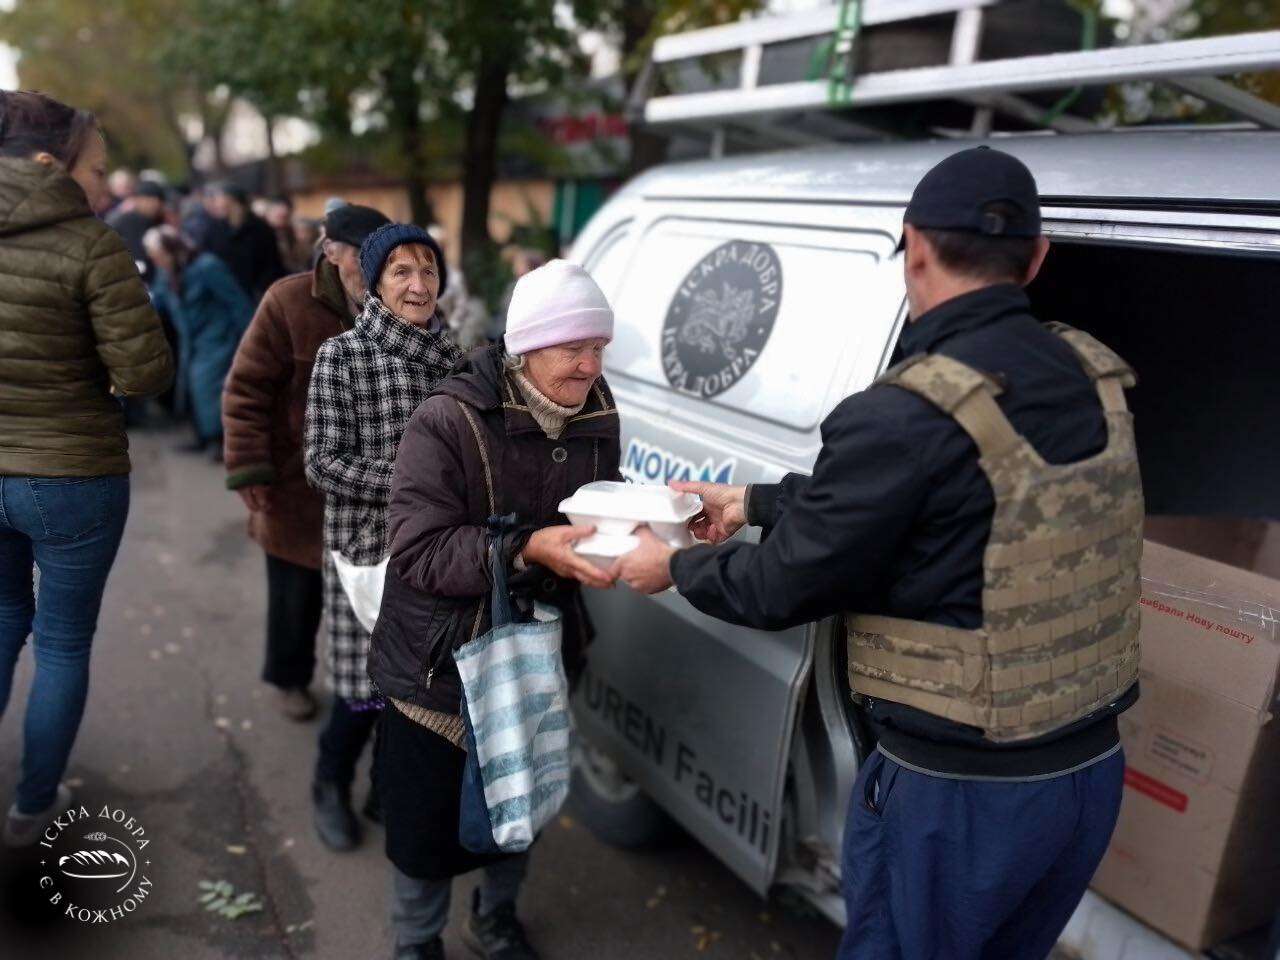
[847, 323, 1143, 743]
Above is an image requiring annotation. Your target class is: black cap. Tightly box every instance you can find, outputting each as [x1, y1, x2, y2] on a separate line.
[134, 180, 166, 201]
[896, 146, 1041, 252]
[324, 203, 390, 249]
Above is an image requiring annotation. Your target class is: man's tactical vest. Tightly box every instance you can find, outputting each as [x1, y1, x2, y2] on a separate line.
[847, 323, 1143, 743]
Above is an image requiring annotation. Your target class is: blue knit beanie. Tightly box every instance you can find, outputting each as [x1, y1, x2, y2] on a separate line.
[359, 222, 448, 297]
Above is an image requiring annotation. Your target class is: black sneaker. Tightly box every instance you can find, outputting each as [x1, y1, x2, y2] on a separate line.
[311, 780, 359, 852]
[462, 891, 539, 960]
[393, 939, 445, 960]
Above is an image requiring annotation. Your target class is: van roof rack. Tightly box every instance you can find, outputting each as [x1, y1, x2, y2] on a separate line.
[631, 0, 1280, 153]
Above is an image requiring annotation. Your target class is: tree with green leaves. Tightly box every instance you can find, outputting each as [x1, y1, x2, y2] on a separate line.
[165, 0, 610, 255]
[603, 0, 764, 174]
[417, 1, 610, 258]
[0, 0, 230, 180]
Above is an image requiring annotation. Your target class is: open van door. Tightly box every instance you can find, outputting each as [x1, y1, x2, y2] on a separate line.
[571, 203, 904, 894]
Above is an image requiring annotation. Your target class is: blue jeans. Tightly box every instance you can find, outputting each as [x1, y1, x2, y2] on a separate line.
[839, 747, 1125, 960]
[0, 475, 130, 814]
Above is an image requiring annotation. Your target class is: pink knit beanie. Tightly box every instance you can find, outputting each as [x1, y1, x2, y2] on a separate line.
[503, 259, 614, 356]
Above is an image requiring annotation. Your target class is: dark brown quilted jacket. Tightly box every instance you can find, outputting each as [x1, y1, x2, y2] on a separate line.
[222, 261, 354, 569]
[0, 158, 173, 476]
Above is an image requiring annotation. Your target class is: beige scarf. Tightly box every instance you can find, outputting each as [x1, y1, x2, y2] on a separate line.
[508, 365, 585, 440]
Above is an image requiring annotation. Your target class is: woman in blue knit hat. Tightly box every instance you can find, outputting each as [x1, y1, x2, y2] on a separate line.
[302, 223, 460, 853]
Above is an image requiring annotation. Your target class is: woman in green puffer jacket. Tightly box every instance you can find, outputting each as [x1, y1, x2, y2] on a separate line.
[0, 90, 173, 847]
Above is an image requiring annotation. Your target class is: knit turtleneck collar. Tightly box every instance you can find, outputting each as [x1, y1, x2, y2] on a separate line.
[507, 363, 585, 440]
[357, 294, 460, 364]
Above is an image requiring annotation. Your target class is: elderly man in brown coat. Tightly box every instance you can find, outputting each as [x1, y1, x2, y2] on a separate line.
[222, 203, 389, 722]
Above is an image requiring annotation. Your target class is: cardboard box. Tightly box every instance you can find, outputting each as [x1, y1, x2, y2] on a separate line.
[1090, 541, 1280, 951]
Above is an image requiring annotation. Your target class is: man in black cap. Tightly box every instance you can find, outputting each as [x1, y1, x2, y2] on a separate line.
[222, 204, 390, 741]
[616, 147, 1142, 958]
[203, 180, 287, 304]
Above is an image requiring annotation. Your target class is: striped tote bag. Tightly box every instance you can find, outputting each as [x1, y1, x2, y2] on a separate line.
[450, 399, 572, 854]
[455, 537, 573, 855]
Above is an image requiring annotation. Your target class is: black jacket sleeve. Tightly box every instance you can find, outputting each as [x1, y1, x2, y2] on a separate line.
[745, 472, 813, 531]
[671, 388, 929, 631]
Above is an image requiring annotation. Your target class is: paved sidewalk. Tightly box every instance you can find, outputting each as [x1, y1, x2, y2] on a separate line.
[0, 426, 842, 960]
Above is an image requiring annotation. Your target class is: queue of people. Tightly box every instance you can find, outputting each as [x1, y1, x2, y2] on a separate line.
[0, 85, 1145, 960]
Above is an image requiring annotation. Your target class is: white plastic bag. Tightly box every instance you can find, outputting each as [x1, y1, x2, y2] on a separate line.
[329, 550, 388, 632]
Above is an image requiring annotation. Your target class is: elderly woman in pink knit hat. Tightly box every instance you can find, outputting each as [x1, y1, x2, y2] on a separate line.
[368, 259, 621, 960]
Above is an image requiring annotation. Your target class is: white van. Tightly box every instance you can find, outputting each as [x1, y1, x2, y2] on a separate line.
[564, 131, 1280, 938]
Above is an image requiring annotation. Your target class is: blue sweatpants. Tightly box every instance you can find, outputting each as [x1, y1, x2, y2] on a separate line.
[838, 747, 1124, 960]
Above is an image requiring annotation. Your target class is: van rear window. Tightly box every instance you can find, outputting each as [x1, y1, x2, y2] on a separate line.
[606, 219, 901, 433]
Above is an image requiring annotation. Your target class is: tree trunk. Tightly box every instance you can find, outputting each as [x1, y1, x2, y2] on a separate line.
[622, 3, 669, 177]
[399, 122, 435, 226]
[460, 52, 510, 260]
[201, 97, 231, 178]
[263, 113, 284, 197]
[383, 55, 436, 226]
[157, 92, 197, 183]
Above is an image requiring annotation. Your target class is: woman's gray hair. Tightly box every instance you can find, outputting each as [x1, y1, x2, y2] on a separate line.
[503, 351, 527, 371]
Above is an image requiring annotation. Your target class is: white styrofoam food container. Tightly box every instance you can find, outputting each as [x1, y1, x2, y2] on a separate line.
[573, 533, 640, 570]
[560, 481, 701, 547]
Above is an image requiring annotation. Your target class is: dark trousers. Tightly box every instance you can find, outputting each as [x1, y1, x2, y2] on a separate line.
[316, 695, 380, 789]
[839, 747, 1125, 960]
[262, 554, 321, 690]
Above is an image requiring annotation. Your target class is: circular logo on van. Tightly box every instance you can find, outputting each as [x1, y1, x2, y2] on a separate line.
[661, 240, 782, 399]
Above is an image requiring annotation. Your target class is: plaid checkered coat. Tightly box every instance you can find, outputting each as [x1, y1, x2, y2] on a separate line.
[304, 295, 463, 700]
